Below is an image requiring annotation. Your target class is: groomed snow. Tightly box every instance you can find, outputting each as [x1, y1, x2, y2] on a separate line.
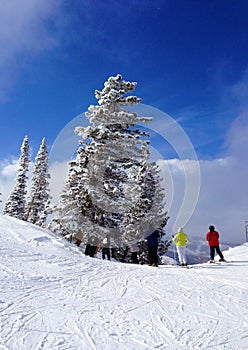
[0, 214, 247, 350]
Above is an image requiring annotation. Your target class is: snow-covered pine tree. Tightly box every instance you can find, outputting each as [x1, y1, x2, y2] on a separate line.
[62, 74, 168, 246]
[3, 136, 30, 220]
[53, 160, 84, 237]
[69, 74, 152, 244]
[25, 138, 51, 225]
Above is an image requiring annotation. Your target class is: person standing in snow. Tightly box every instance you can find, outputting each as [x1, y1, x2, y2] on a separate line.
[206, 225, 225, 263]
[73, 230, 84, 247]
[146, 229, 160, 267]
[85, 235, 99, 257]
[129, 242, 139, 264]
[173, 227, 190, 266]
[102, 235, 111, 260]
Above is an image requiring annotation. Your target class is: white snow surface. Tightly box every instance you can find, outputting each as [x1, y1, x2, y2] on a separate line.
[0, 215, 248, 350]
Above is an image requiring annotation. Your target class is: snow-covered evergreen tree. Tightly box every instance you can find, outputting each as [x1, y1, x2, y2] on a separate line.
[56, 74, 168, 247]
[53, 160, 83, 236]
[25, 138, 51, 225]
[3, 136, 30, 220]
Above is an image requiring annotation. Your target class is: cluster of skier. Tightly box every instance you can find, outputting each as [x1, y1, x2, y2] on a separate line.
[74, 225, 225, 266]
[172, 225, 225, 266]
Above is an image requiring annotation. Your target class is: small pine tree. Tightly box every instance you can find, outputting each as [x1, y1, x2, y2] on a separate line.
[25, 138, 51, 225]
[3, 136, 30, 220]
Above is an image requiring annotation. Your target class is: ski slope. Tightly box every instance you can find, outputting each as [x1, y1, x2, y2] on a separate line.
[0, 215, 247, 350]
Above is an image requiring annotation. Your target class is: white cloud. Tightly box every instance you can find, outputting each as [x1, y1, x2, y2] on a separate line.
[231, 69, 248, 104]
[224, 111, 248, 160]
[0, 0, 63, 101]
[158, 155, 247, 244]
[0, 159, 19, 178]
[0, 158, 68, 212]
[0, 159, 19, 209]
[0, 1, 60, 58]
[159, 105, 248, 245]
[49, 161, 69, 204]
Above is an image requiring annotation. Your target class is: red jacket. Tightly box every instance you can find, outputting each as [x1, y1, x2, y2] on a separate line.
[206, 231, 220, 246]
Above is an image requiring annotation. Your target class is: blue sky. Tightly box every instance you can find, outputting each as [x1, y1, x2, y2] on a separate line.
[0, 0, 247, 159]
[1, 0, 248, 243]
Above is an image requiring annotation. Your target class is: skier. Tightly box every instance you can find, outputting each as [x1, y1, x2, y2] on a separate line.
[73, 230, 84, 247]
[206, 225, 225, 263]
[146, 229, 160, 267]
[85, 235, 99, 257]
[129, 242, 139, 264]
[173, 227, 190, 266]
[102, 235, 111, 260]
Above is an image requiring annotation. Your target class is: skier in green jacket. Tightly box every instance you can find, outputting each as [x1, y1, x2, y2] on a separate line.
[173, 227, 190, 266]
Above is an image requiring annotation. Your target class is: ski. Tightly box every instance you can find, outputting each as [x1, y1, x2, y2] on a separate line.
[158, 264, 193, 269]
[208, 259, 230, 264]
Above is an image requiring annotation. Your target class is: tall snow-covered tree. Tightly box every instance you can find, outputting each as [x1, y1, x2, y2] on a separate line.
[3, 136, 30, 219]
[57, 74, 168, 246]
[25, 138, 51, 225]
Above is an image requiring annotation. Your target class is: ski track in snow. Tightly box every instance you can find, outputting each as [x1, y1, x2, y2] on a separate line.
[0, 215, 248, 350]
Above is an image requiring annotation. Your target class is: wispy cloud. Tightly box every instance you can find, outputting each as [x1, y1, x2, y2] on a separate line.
[0, 0, 63, 102]
[225, 111, 248, 159]
[159, 155, 247, 244]
[0, 158, 19, 207]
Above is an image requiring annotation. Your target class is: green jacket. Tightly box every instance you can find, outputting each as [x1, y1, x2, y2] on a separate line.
[173, 232, 190, 246]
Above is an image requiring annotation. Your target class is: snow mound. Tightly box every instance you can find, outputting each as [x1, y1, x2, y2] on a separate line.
[0, 214, 248, 350]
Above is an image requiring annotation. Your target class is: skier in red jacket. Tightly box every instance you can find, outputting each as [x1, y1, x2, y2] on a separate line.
[206, 225, 225, 263]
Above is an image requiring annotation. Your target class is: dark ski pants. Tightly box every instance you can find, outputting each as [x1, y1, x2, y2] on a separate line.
[210, 245, 224, 261]
[131, 252, 138, 264]
[148, 245, 158, 265]
[85, 244, 97, 257]
[102, 247, 111, 260]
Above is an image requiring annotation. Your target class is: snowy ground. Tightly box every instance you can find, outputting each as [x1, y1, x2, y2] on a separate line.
[0, 215, 248, 350]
